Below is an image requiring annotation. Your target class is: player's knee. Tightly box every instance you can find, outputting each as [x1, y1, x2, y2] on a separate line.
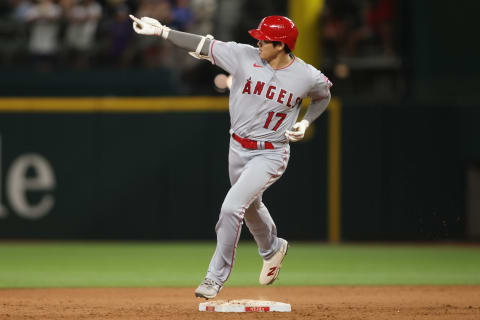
[220, 202, 245, 219]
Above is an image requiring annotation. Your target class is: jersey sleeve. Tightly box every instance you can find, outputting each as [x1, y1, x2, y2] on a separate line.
[307, 66, 333, 102]
[208, 40, 249, 75]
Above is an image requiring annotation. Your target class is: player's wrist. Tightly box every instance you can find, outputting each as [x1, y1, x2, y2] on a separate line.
[300, 119, 310, 128]
[161, 26, 170, 39]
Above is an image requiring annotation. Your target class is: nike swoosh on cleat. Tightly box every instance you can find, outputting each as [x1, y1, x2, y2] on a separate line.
[253, 63, 264, 68]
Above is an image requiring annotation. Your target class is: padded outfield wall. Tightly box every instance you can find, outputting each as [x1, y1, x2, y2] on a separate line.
[0, 98, 478, 240]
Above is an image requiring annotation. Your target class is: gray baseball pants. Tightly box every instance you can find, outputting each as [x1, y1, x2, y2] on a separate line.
[205, 136, 290, 285]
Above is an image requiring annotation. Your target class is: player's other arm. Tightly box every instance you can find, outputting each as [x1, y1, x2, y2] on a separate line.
[286, 72, 333, 142]
[129, 15, 211, 58]
[285, 96, 331, 142]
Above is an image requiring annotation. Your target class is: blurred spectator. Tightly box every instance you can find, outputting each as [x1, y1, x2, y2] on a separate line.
[322, 0, 396, 59]
[135, 0, 172, 23]
[170, 0, 192, 31]
[189, 0, 216, 36]
[364, 0, 394, 56]
[322, 0, 363, 58]
[64, 0, 102, 68]
[215, 0, 244, 41]
[10, 0, 33, 21]
[134, 0, 173, 68]
[0, 0, 32, 67]
[104, 3, 134, 67]
[230, 0, 283, 45]
[178, 0, 217, 93]
[25, 0, 63, 71]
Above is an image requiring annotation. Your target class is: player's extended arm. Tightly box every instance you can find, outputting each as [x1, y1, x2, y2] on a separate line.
[285, 94, 331, 142]
[129, 15, 211, 59]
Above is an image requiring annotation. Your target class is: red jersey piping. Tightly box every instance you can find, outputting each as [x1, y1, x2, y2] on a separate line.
[274, 56, 296, 70]
[210, 40, 217, 65]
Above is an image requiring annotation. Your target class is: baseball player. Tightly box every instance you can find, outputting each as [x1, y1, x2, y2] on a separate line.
[130, 14, 332, 299]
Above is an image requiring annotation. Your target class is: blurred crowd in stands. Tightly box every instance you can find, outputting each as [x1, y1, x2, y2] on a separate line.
[0, 0, 401, 98]
[321, 0, 402, 100]
[0, 0, 398, 69]
[0, 0, 218, 71]
[322, 0, 396, 60]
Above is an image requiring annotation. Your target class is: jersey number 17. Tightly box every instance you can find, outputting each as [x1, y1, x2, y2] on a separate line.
[264, 112, 286, 131]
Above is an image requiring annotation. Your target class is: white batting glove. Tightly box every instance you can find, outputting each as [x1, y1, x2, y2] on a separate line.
[285, 119, 310, 142]
[130, 15, 165, 37]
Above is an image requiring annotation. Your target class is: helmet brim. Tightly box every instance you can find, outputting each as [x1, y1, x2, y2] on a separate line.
[248, 29, 273, 42]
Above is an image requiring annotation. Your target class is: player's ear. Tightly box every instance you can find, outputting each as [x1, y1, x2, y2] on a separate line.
[274, 42, 285, 52]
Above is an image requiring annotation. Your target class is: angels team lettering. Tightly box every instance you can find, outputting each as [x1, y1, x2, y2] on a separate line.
[242, 78, 301, 108]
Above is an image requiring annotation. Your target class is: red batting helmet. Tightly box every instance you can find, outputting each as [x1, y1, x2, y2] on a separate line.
[248, 16, 299, 51]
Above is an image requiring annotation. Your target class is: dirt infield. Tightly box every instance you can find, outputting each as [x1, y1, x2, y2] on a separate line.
[1, 286, 479, 319]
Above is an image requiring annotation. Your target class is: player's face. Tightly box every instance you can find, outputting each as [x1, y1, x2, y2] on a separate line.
[257, 40, 283, 61]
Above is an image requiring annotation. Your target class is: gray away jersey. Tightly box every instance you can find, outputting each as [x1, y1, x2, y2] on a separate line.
[208, 40, 332, 144]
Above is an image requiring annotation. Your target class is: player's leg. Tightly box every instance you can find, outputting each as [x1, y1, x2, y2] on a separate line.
[205, 149, 289, 286]
[244, 194, 289, 285]
[195, 141, 247, 299]
[244, 197, 281, 259]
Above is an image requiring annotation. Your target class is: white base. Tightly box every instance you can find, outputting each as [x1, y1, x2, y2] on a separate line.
[199, 299, 291, 312]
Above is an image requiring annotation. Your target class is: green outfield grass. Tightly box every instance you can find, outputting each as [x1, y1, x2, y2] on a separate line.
[0, 241, 479, 288]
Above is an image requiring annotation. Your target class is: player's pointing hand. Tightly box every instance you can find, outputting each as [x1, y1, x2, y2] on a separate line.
[285, 119, 310, 142]
[130, 15, 165, 37]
